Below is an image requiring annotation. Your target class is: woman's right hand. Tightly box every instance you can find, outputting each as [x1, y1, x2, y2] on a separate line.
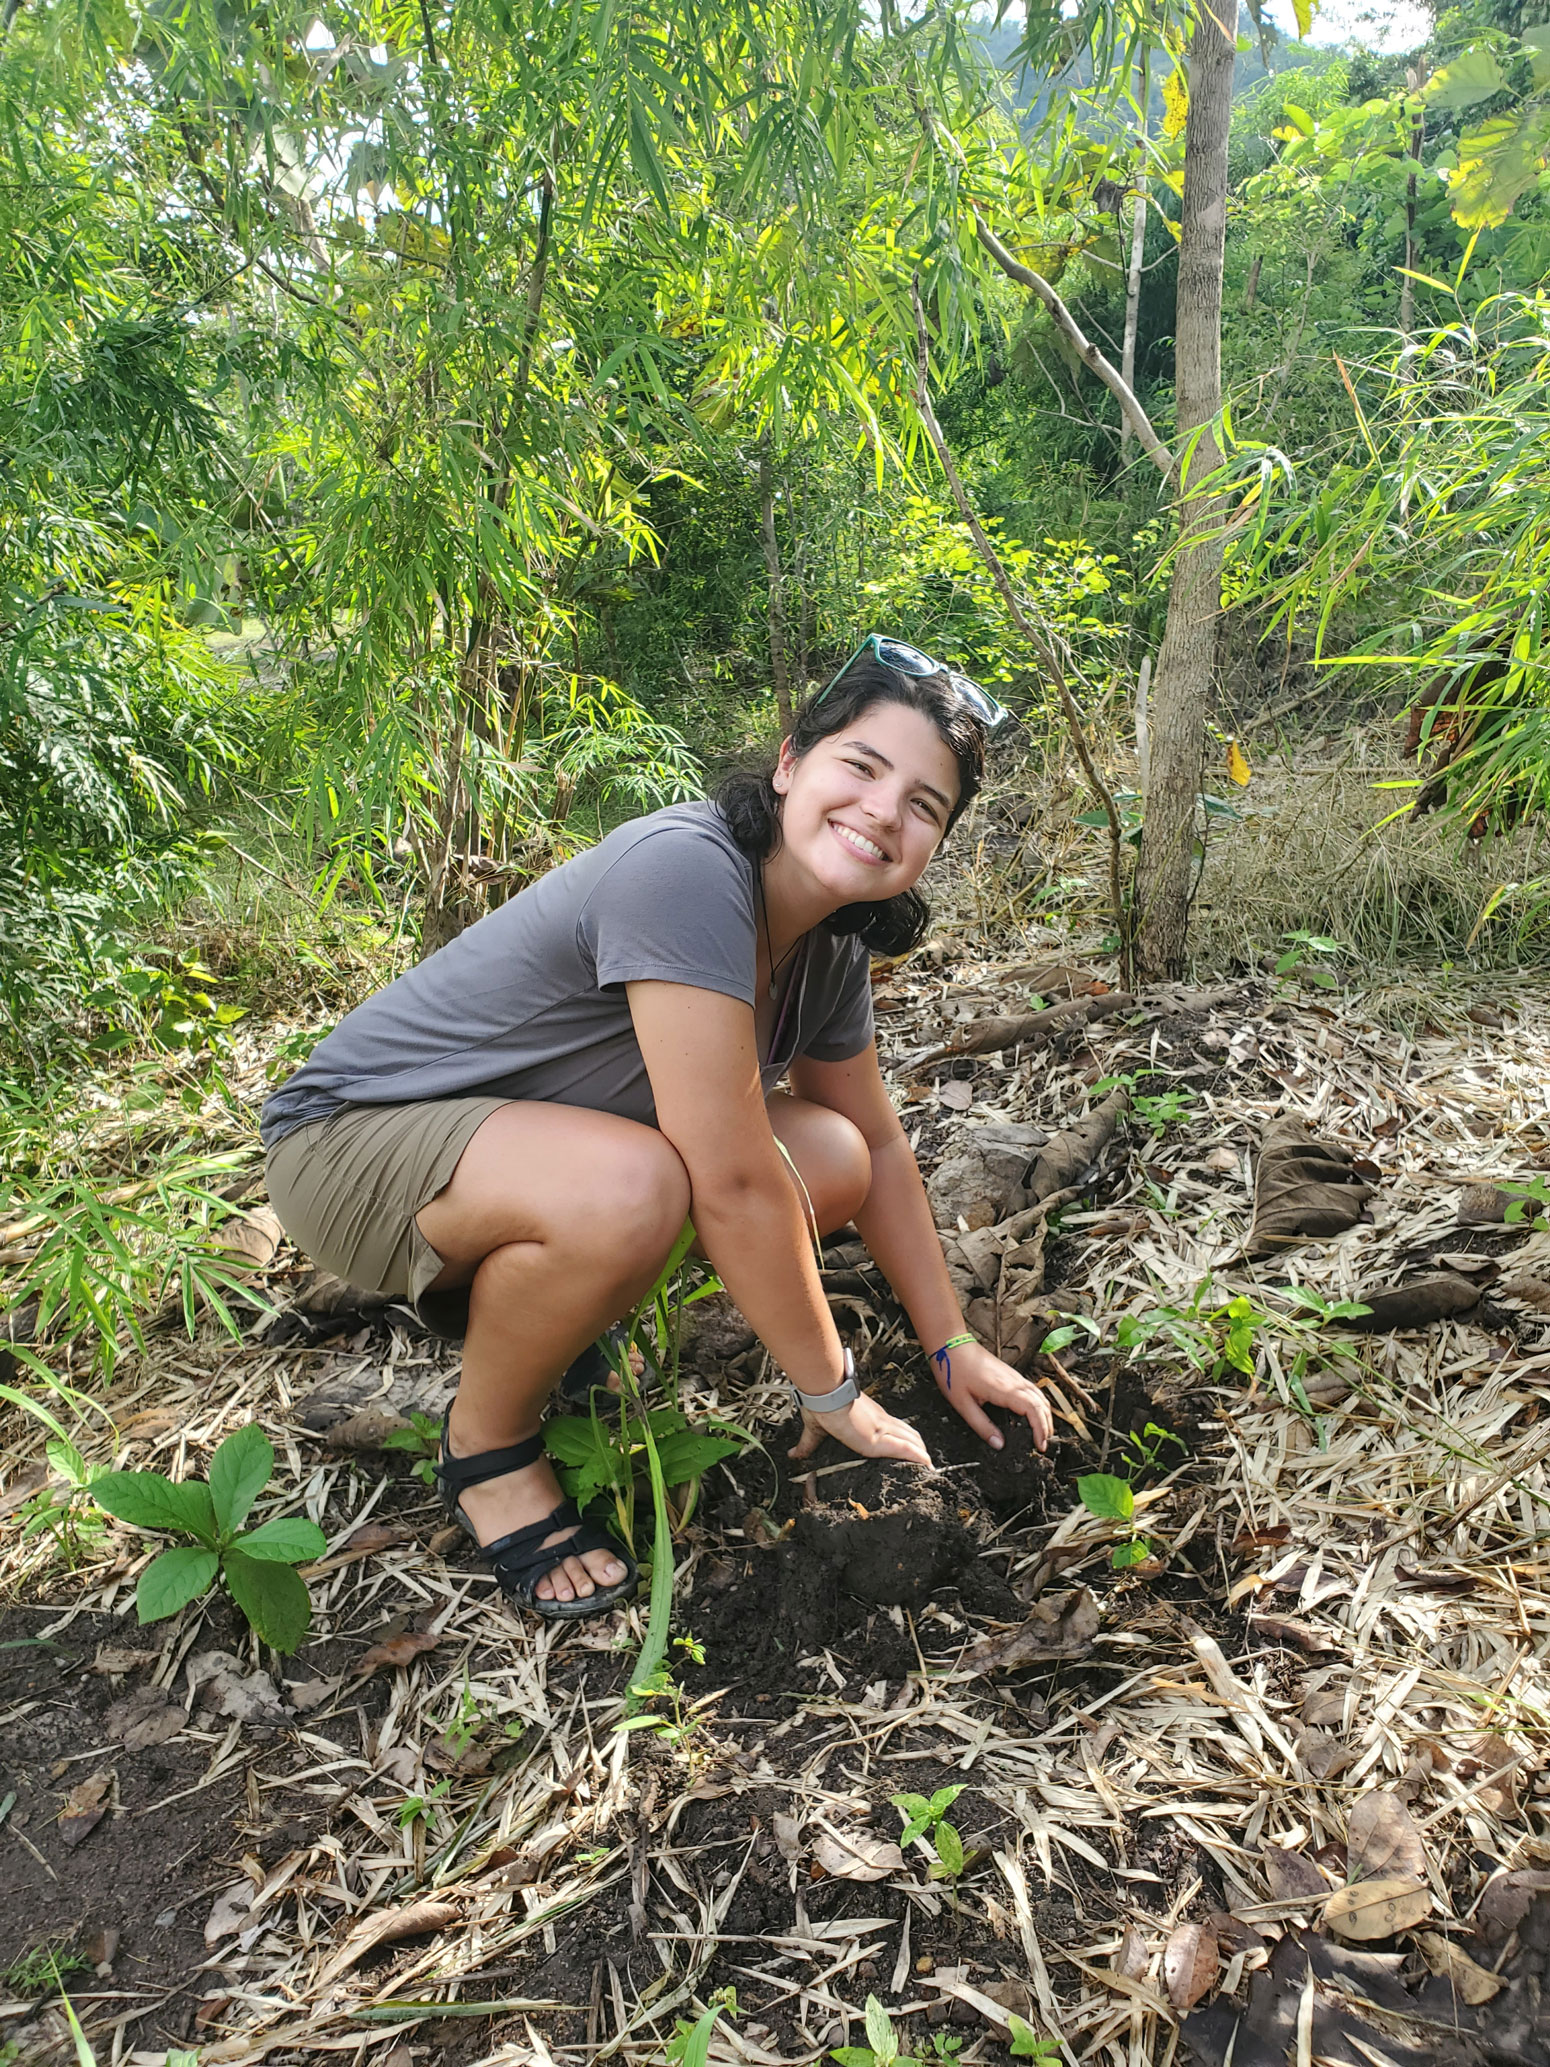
[787, 1393, 932, 1468]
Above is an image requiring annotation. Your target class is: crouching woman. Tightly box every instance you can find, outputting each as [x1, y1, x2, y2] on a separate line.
[261, 639, 1051, 1625]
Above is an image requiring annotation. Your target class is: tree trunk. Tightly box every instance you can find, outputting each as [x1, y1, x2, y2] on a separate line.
[1120, 62, 1148, 452]
[1133, 0, 1237, 982]
[758, 437, 794, 735]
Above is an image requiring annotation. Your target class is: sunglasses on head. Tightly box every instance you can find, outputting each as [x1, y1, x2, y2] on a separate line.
[814, 632, 1015, 738]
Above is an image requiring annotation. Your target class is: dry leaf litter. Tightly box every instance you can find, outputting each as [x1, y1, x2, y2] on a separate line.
[3, 826, 1550, 2065]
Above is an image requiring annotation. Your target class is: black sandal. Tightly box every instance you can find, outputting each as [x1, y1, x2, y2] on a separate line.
[556, 1327, 628, 1416]
[433, 1409, 637, 1622]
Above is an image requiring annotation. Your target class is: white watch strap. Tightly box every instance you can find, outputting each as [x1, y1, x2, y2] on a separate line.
[790, 1347, 858, 1413]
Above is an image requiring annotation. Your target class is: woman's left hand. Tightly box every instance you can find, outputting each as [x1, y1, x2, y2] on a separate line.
[932, 1338, 1053, 1453]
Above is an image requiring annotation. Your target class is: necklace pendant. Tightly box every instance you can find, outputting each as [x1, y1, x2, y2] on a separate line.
[768, 978, 778, 1000]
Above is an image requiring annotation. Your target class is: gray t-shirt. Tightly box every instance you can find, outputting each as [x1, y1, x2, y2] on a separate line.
[260, 800, 875, 1147]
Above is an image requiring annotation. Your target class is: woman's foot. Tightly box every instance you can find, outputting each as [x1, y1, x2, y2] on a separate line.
[442, 1421, 628, 1604]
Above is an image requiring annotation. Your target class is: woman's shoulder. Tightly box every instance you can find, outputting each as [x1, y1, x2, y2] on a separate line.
[589, 799, 747, 878]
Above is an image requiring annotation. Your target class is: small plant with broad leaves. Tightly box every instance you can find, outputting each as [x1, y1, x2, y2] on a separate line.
[1273, 930, 1344, 989]
[891, 1783, 969, 1883]
[1077, 1473, 1155, 1570]
[1502, 1175, 1550, 1231]
[1120, 1422, 1187, 1476]
[383, 1409, 443, 1485]
[667, 1985, 739, 2066]
[545, 1400, 749, 1552]
[91, 1422, 326, 1652]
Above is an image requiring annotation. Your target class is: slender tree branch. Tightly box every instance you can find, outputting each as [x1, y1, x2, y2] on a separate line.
[909, 279, 1132, 975]
[973, 216, 1176, 484]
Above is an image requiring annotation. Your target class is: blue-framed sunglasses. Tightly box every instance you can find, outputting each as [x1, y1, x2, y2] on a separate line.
[814, 632, 1015, 738]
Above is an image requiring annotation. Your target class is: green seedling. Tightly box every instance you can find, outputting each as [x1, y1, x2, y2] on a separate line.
[831, 1994, 922, 2067]
[1077, 1474, 1154, 1569]
[1119, 1421, 1187, 1476]
[1092, 1068, 1199, 1141]
[891, 1783, 969, 1881]
[383, 1410, 443, 1485]
[617, 1635, 710, 1754]
[1008, 2018, 1063, 2059]
[1038, 1315, 1102, 1358]
[91, 1421, 326, 1652]
[544, 1401, 747, 1552]
[1273, 930, 1344, 989]
[667, 1985, 739, 2066]
[396, 1778, 452, 1828]
[17, 1439, 109, 1566]
[2, 1944, 90, 1996]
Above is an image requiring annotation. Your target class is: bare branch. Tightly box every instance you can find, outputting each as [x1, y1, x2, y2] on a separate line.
[972, 216, 1175, 484]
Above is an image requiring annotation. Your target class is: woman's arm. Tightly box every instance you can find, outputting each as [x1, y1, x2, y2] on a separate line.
[627, 981, 931, 1465]
[789, 1043, 1052, 1453]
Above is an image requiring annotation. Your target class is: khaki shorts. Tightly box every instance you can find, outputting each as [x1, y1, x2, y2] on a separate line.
[265, 1097, 511, 1333]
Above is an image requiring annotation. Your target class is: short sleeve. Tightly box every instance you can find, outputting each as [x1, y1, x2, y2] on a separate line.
[800, 936, 875, 1062]
[581, 822, 757, 1006]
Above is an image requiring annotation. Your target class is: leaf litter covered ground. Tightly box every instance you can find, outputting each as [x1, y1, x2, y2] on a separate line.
[6, 892, 1550, 2063]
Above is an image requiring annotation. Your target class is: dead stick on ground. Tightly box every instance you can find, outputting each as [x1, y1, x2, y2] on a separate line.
[909, 276, 1133, 979]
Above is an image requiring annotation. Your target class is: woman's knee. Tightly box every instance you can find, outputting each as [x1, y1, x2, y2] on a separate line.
[821, 1111, 872, 1228]
[587, 1129, 691, 1267]
[772, 1096, 872, 1232]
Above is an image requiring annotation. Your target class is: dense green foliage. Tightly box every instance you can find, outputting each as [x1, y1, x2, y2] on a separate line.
[3, 0, 1550, 1067]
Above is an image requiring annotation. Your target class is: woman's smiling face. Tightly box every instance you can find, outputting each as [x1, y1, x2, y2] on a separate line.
[770, 697, 962, 906]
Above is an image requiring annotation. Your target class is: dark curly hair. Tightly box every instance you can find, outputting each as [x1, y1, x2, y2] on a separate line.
[715, 653, 987, 956]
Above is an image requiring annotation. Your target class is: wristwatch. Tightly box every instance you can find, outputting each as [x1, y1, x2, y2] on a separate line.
[789, 1346, 858, 1415]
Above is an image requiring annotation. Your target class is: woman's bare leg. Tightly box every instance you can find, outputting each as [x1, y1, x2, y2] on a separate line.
[415, 1094, 864, 1606]
[766, 1091, 872, 1236]
[416, 1103, 689, 1604]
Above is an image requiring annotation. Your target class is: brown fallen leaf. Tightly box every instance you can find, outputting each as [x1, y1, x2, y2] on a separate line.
[1498, 1272, 1550, 1312]
[1415, 1930, 1503, 2004]
[204, 1882, 255, 1946]
[324, 1406, 413, 1452]
[90, 1645, 155, 1677]
[1457, 1732, 1521, 1815]
[1209, 1913, 1265, 1957]
[810, 1826, 905, 1883]
[1247, 1611, 1340, 1655]
[284, 1677, 338, 1714]
[1263, 1845, 1329, 1903]
[1342, 1272, 1482, 1333]
[938, 1079, 974, 1111]
[1301, 1687, 1347, 1728]
[1112, 1924, 1150, 1981]
[1346, 1790, 1426, 1884]
[1295, 1724, 1350, 1781]
[962, 1588, 1100, 1673]
[424, 1727, 495, 1777]
[1164, 1921, 1219, 2011]
[340, 1521, 413, 1553]
[772, 1814, 803, 1866]
[314, 1898, 462, 1989]
[57, 1770, 112, 1847]
[104, 1685, 187, 1751]
[354, 1630, 438, 1677]
[1476, 1867, 1550, 1941]
[1324, 1875, 1432, 1940]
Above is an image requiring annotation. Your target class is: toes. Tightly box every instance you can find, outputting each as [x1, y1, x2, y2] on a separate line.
[565, 1556, 596, 1597]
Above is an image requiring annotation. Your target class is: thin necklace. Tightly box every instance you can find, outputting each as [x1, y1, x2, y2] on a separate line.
[756, 864, 804, 1001]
